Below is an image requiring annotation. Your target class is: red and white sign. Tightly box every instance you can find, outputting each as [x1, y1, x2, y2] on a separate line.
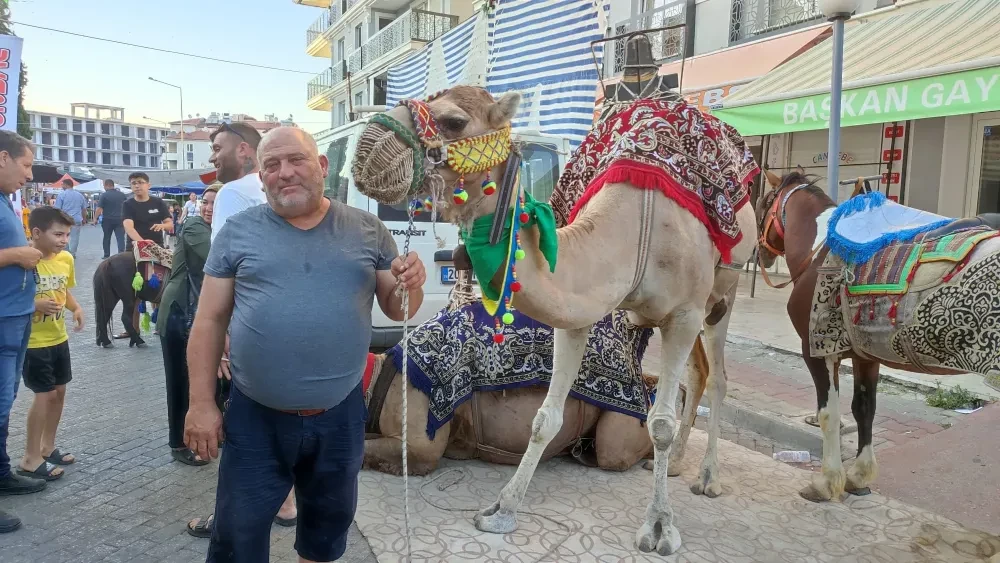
[0, 36, 23, 132]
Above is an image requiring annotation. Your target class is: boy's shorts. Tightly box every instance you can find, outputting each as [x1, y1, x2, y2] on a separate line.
[22, 342, 72, 393]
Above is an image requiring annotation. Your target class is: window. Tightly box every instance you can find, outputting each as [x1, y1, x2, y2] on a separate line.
[101, 138, 111, 150]
[58, 149, 68, 161]
[42, 148, 52, 160]
[137, 127, 146, 139]
[74, 150, 83, 163]
[324, 137, 350, 204]
[86, 136, 96, 149]
[188, 162, 194, 169]
[186, 151, 194, 162]
[73, 135, 83, 148]
[101, 123, 111, 135]
[123, 154, 131, 166]
[138, 155, 147, 167]
[520, 144, 560, 203]
[121, 125, 131, 137]
[40, 116, 51, 129]
[337, 38, 345, 61]
[186, 143, 193, 152]
[87, 151, 96, 164]
[138, 141, 146, 154]
[336, 101, 346, 127]
[58, 134, 68, 147]
[121, 140, 131, 152]
[102, 152, 112, 165]
[85, 121, 95, 133]
[151, 156, 158, 168]
[41, 132, 51, 145]
[56, 117, 67, 130]
[355, 91, 364, 107]
[354, 24, 362, 48]
[72, 119, 82, 132]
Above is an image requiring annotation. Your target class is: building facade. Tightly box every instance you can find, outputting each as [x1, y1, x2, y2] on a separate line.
[27, 103, 170, 171]
[160, 113, 296, 170]
[298, 0, 475, 128]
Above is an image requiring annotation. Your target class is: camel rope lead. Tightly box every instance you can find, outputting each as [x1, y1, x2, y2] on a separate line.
[398, 204, 416, 562]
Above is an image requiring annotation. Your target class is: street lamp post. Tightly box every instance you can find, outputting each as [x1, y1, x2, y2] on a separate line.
[818, 0, 859, 204]
[148, 77, 184, 171]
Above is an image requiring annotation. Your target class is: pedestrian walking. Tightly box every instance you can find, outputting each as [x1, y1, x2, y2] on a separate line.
[179, 192, 199, 227]
[0, 130, 46, 534]
[122, 172, 172, 250]
[53, 179, 86, 258]
[159, 183, 225, 467]
[94, 179, 127, 258]
[17, 207, 84, 482]
[184, 127, 426, 563]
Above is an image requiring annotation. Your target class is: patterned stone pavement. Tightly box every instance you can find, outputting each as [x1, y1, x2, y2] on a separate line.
[0, 226, 376, 563]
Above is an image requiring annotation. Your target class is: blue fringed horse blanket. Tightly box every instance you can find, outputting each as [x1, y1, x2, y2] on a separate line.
[390, 304, 653, 440]
[826, 192, 953, 264]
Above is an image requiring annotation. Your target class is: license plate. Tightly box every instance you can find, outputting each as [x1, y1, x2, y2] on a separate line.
[440, 265, 476, 284]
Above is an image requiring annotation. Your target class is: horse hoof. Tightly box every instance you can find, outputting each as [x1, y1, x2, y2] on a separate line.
[473, 502, 518, 534]
[101, 342, 113, 349]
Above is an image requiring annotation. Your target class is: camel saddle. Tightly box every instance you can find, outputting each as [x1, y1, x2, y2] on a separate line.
[133, 239, 172, 298]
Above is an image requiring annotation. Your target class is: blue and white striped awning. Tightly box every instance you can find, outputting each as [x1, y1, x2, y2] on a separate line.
[385, 0, 608, 149]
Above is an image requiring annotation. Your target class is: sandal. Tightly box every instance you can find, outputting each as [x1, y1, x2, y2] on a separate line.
[16, 461, 63, 482]
[804, 414, 846, 430]
[187, 515, 213, 538]
[274, 514, 297, 527]
[43, 448, 75, 466]
[171, 448, 209, 467]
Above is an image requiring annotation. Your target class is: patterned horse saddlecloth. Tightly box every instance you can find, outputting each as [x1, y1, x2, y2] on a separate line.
[390, 303, 653, 440]
[810, 226, 1000, 377]
[551, 98, 758, 263]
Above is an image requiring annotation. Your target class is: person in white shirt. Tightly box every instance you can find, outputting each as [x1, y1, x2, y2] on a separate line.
[208, 122, 267, 243]
[178, 192, 200, 227]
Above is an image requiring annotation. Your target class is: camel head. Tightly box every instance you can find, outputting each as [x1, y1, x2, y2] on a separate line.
[352, 85, 522, 226]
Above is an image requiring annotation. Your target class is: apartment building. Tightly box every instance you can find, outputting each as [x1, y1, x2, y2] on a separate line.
[27, 103, 170, 171]
[298, 0, 475, 128]
[160, 112, 297, 170]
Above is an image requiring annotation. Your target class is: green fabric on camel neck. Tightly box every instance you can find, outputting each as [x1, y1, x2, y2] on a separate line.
[460, 191, 558, 302]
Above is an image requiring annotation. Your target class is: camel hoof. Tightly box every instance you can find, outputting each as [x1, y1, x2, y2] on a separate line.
[473, 502, 517, 534]
[635, 516, 682, 555]
[846, 486, 872, 496]
[690, 467, 723, 498]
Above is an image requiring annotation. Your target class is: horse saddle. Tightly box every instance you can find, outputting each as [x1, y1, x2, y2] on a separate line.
[917, 213, 1000, 241]
[133, 240, 172, 296]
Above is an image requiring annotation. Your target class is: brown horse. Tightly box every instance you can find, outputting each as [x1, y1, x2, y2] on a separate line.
[754, 170, 881, 502]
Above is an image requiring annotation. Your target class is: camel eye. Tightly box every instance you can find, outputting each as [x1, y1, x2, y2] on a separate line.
[440, 116, 467, 131]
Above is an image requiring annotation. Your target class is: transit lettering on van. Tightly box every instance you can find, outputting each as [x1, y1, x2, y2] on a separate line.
[389, 228, 427, 237]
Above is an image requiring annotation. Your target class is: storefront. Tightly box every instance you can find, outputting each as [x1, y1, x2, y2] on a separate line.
[713, 0, 1000, 217]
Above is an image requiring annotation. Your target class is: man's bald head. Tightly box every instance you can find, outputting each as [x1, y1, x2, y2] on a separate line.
[258, 126, 329, 220]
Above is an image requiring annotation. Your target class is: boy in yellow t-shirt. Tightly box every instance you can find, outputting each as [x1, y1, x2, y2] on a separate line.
[16, 207, 84, 482]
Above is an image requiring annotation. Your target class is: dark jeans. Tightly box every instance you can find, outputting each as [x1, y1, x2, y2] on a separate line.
[159, 303, 228, 449]
[102, 218, 125, 258]
[207, 384, 366, 563]
[0, 315, 31, 479]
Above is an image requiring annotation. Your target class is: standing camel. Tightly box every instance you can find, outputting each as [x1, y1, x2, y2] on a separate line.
[755, 169, 1000, 502]
[352, 86, 758, 555]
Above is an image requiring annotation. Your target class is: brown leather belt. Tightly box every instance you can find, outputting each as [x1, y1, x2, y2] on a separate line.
[278, 408, 327, 416]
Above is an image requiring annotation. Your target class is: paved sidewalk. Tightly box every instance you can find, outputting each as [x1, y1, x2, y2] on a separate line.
[0, 226, 376, 563]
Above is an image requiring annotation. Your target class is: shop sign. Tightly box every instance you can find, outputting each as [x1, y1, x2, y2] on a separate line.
[714, 66, 1000, 136]
[0, 36, 23, 132]
[811, 151, 854, 165]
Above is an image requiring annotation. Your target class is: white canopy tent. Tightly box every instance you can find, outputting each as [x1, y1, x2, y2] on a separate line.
[74, 179, 130, 194]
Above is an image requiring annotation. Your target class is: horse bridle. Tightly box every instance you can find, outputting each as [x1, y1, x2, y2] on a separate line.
[371, 89, 521, 245]
[756, 183, 823, 289]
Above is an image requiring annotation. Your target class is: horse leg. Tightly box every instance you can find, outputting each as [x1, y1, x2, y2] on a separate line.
[474, 325, 591, 535]
[845, 359, 879, 494]
[362, 374, 450, 476]
[801, 357, 846, 502]
[635, 307, 702, 556]
[667, 334, 709, 476]
[120, 294, 144, 348]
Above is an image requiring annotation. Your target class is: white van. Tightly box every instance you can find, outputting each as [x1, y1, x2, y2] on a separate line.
[315, 120, 571, 351]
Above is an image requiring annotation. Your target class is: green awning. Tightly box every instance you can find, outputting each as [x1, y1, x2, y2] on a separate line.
[713, 0, 1000, 136]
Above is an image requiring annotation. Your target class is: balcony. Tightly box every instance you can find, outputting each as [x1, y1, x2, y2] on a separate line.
[347, 9, 458, 75]
[306, 8, 334, 57]
[606, 0, 687, 79]
[730, 0, 824, 44]
[307, 66, 346, 111]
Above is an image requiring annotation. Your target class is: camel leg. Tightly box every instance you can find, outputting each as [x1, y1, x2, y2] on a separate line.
[474, 325, 591, 534]
[801, 357, 846, 502]
[690, 285, 737, 498]
[667, 335, 708, 476]
[636, 308, 702, 556]
[363, 374, 450, 476]
[845, 359, 879, 494]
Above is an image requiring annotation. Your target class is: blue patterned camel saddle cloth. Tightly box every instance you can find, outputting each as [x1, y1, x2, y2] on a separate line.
[390, 303, 654, 440]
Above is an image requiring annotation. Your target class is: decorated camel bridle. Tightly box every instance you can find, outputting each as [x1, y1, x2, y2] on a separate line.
[756, 182, 824, 289]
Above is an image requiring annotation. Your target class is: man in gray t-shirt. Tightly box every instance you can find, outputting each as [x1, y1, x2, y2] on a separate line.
[95, 180, 127, 258]
[184, 127, 426, 563]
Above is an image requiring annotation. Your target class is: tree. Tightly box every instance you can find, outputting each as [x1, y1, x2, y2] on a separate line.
[0, 1, 30, 139]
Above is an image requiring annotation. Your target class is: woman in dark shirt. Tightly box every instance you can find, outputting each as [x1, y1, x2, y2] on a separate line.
[158, 185, 223, 465]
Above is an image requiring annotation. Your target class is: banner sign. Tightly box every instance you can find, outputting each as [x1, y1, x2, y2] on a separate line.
[0, 35, 23, 132]
[713, 66, 1000, 136]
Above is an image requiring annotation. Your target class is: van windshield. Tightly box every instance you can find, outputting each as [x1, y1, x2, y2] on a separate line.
[325, 137, 349, 204]
[374, 143, 562, 223]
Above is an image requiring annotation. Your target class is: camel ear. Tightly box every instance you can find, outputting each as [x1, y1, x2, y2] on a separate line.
[764, 169, 781, 187]
[488, 91, 521, 129]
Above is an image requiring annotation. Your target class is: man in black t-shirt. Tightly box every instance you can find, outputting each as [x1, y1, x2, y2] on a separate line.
[122, 172, 172, 250]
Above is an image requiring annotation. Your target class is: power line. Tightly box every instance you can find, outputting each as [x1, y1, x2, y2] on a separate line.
[12, 21, 318, 75]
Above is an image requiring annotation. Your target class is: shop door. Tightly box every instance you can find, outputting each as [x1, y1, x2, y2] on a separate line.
[970, 116, 1000, 214]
